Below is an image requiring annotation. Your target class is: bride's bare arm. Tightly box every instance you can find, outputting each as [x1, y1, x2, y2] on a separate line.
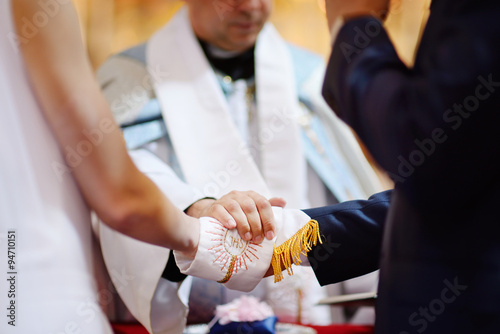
[12, 0, 198, 252]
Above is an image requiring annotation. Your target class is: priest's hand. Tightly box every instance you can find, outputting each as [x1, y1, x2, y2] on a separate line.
[186, 191, 286, 244]
[324, 0, 389, 31]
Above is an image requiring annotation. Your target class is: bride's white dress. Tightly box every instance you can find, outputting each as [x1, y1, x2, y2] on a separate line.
[0, 1, 112, 332]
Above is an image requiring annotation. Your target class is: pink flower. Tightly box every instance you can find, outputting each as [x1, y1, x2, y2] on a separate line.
[214, 296, 274, 325]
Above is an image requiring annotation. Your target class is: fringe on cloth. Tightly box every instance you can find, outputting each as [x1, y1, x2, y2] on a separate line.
[271, 219, 322, 283]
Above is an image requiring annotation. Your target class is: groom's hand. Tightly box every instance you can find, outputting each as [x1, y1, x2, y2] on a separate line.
[186, 191, 286, 244]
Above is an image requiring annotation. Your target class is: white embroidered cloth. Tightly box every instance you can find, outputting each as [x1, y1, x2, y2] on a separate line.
[174, 208, 312, 292]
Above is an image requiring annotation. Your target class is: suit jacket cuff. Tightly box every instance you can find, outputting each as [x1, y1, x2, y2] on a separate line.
[305, 191, 391, 286]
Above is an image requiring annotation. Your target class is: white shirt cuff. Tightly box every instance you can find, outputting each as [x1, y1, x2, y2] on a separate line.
[330, 16, 345, 47]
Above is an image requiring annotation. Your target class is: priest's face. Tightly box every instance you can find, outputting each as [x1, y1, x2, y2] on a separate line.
[186, 0, 272, 52]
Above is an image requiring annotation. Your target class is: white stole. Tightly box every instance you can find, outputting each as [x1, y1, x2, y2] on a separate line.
[147, 7, 307, 208]
[98, 150, 196, 334]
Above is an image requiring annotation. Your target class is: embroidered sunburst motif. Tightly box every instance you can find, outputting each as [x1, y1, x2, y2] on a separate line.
[206, 220, 262, 284]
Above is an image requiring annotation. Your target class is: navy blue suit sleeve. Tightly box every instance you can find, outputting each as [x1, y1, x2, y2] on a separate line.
[322, 11, 500, 217]
[305, 190, 391, 286]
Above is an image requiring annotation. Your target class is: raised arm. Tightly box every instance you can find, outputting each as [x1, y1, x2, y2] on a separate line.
[12, 0, 197, 251]
[322, 1, 500, 215]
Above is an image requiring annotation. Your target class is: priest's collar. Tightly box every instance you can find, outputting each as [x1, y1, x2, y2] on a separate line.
[198, 38, 255, 81]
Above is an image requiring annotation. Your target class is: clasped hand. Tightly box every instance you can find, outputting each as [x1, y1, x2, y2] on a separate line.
[186, 190, 286, 244]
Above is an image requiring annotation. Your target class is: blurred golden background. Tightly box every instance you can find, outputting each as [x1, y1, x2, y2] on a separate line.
[73, 0, 431, 69]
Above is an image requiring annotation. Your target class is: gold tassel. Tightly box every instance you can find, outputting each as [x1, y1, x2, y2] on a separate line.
[271, 219, 322, 283]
